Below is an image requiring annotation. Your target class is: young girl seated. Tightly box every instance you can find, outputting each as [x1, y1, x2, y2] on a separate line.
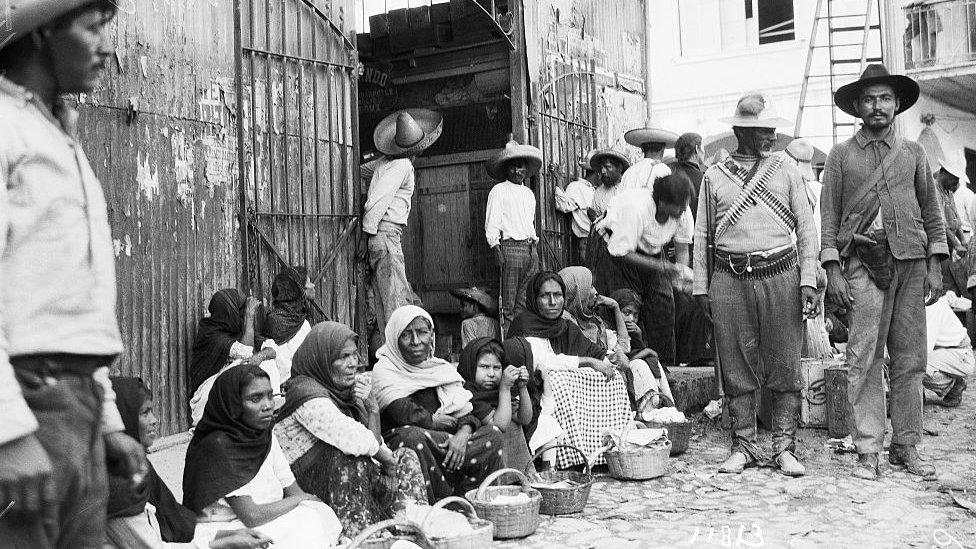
[610, 288, 674, 408]
[457, 338, 534, 470]
[182, 365, 342, 548]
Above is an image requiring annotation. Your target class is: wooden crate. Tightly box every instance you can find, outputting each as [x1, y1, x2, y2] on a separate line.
[800, 357, 844, 428]
[825, 365, 852, 438]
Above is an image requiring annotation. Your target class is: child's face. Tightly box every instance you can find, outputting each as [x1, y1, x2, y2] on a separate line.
[474, 352, 504, 390]
[621, 304, 640, 324]
[459, 299, 479, 319]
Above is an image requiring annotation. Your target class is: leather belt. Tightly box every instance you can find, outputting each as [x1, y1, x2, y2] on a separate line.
[714, 247, 797, 280]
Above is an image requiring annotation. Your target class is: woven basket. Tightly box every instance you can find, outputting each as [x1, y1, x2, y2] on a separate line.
[525, 444, 593, 515]
[599, 421, 671, 480]
[421, 496, 493, 549]
[348, 519, 434, 549]
[464, 468, 541, 539]
[638, 392, 691, 456]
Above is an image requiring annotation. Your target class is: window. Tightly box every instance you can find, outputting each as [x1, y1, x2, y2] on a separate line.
[755, 0, 795, 44]
[678, 0, 794, 56]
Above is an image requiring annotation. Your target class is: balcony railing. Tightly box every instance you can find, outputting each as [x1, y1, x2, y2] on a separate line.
[903, 0, 976, 70]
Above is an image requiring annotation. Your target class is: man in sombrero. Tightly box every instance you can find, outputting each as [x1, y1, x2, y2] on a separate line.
[693, 93, 820, 477]
[821, 64, 947, 480]
[364, 108, 443, 336]
[588, 148, 631, 222]
[621, 126, 679, 191]
[485, 141, 544, 332]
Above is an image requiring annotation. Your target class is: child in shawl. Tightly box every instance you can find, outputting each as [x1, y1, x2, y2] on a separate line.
[105, 377, 272, 549]
[274, 322, 427, 536]
[457, 338, 533, 470]
[609, 288, 675, 408]
[373, 305, 504, 501]
[183, 365, 342, 548]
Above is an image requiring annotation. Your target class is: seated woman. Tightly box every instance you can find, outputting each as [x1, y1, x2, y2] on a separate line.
[105, 377, 272, 549]
[506, 271, 632, 469]
[372, 305, 504, 502]
[457, 337, 534, 471]
[274, 321, 427, 537]
[262, 266, 315, 385]
[183, 366, 342, 548]
[189, 289, 278, 425]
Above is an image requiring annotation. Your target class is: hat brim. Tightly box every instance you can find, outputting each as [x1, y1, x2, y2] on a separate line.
[0, 0, 111, 48]
[719, 116, 794, 129]
[374, 109, 444, 158]
[939, 159, 967, 180]
[449, 288, 498, 315]
[624, 128, 679, 147]
[833, 74, 920, 118]
[485, 145, 543, 181]
[589, 150, 631, 172]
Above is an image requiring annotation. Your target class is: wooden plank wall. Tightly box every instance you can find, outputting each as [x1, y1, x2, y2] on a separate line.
[77, 2, 241, 435]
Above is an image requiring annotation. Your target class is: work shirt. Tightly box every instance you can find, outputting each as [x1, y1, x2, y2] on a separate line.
[597, 189, 694, 257]
[591, 182, 623, 219]
[620, 158, 671, 191]
[0, 77, 124, 444]
[485, 181, 537, 247]
[820, 128, 948, 265]
[554, 177, 595, 238]
[363, 157, 415, 235]
[693, 151, 818, 295]
[954, 185, 976, 240]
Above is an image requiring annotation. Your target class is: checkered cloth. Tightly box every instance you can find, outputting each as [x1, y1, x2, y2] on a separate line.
[548, 369, 631, 468]
[499, 241, 539, 329]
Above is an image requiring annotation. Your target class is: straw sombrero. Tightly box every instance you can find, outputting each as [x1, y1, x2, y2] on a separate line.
[589, 149, 631, 172]
[833, 64, 919, 118]
[939, 158, 967, 181]
[721, 93, 793, 128]
[0, 0, 122, 48]
[373, 109, 443, 159]
[624, 127, 679, 148]
[449, 287, 498, 316]
[485, 140, 543, 181]
[785, 138, 816, 182]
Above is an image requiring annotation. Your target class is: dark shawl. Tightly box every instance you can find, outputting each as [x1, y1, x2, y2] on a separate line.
[264, 267, 310, 345]
[457, 337, 506, 422]
[501, 337, 542, 440]
[190, 289, 252, 393]
[507, 272, 605, 359]
[182, 366, 273, 514]
[277, 321, 366, 426]
[107, 377, 196, 542]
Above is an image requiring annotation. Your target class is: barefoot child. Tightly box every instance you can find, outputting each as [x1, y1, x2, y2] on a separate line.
[609, 289, 675, 408]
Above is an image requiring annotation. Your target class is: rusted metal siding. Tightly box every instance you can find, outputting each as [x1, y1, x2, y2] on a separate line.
[78, 1, 241, 435]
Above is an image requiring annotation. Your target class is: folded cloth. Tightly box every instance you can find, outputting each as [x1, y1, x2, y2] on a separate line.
[404, 503, 473, 538]
[603, 425, 668, 449]
[491, 493, 532, 504]
[640, 407, 687, 424]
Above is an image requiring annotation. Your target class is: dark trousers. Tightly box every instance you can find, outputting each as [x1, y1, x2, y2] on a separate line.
[499, 240, 539, 334]
[0, 360, 108, 549]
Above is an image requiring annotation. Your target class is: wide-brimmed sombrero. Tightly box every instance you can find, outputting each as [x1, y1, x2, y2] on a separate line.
[449, 287, 498, 315]
[589, 149, 631, 172]
[785, 138, 816, 181]
[373, 109, 444, 158]
[939, 158, 967, 181]
[485, 140, 543, 181]
[624, 127, 679, 148]
[833, 64, 919, 118]
[720, 93, 793, 128]
[0, 0, 122, 48]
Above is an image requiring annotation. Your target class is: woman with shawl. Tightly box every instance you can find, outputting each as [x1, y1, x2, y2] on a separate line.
[262, 267, 315, 385]
[505, 271, 632, 469]
[273, 321, 427, 536]
[105, 377, 272, 549]
[373, 305, 504, 501]
[189, 289, 279, 425]
[183, 365, 342, 548]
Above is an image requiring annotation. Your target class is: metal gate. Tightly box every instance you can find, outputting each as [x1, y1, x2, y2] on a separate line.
[234, 0, 362, 327]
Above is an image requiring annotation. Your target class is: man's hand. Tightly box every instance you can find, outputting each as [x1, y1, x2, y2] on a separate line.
[211, 528, 273, 549]
[924, 262, 944, 305]
[0, 434, 53, 514]
[694, 295, 711, 321]
[431, 412, 458, 431]
[825, 263, 853, 310]
[493, 246, 505, 269]
[801, 286, 821, 319]
[439, 427, 472, 471]
[104, 431, 147, 486]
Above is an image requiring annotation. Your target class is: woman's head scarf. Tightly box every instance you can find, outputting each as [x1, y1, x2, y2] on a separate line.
[264, 267, 310, 345]
[108, 377, 196, 542]
[183, 366, 273, 514]
[558, 266, 606, 347]
[507, 271, 569, 340]
[189, 289, 261, 393]
[277, 321, 365, 424]
[457, 337, 506, 422]
[371, 305, 473, 416]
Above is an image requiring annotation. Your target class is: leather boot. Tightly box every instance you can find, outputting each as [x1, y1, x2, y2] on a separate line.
[775, 451, 806, 477]
[770, 391, 801, 457]
[888, 444, 937, 478]
[941, 377, 967, 408]
[718, 451, 753, 474]
[853, 453, 879, 480]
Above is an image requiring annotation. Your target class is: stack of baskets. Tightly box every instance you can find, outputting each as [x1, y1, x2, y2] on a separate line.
[638, 391, 692, 456]
[419, 497, 493, 549]
[525, 444, 593, 515]
[464, 468, 542, 539]
[598, 421, 671, 480]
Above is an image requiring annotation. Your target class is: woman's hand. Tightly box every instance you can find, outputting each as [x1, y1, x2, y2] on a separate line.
[624, 319, 641, 335]
[595, 294, 619, 311]
[355, 376, 378, 412]
[431, 411, 458, 431]
[501, 366, 520, 389]
[244, 296, 261, 320]
[440, 426, 472, 471]
[591, 360, 616, 381]
[210, 529, 273, 549]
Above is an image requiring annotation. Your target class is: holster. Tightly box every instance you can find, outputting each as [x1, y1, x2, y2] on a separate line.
[853, 230, 894, 290]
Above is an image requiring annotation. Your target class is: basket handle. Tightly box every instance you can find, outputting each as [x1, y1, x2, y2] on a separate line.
[346, 519, 433, 549]
[474, 467, 532, 501]
[637, 390, 676, 415]
[525, 444, 591, 478]
[421, 496, 480, 531]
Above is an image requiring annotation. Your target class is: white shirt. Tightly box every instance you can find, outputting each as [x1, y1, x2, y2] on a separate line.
[954, 185, 976, 236]
[926, 297, 969, 353]
[199, 437, 295, 522]
[363, 157, 415, 234]
[804, 179, 823, 242]
[261, 320, 311, 385]
[620, 158, 671, 191]
[485, 181, 537, 247]
[597, 189, 694, 257]
[554, 178, 595, 238]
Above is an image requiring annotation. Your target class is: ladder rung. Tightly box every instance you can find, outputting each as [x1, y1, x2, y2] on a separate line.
[830, 25, 881, 33]
[801, 104, 843, 108]
[813, 42, 868, 48]
[806, 73, 862, 78]
[832, 57, 883, 64]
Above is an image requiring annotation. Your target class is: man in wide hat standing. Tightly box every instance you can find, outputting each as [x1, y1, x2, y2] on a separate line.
[621, 126, 679, 191]
[364, 108, 442, 339]
[485, 141, 544, 332]
[588, 148, 631, 221]
[693, 93, 820, 476]
[822, 64, 947, 480]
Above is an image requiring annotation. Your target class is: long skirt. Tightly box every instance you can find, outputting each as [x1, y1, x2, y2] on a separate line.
[291, 442, 427, 537]
[194, 501, 341, 549]
[385, 425, 505, 502]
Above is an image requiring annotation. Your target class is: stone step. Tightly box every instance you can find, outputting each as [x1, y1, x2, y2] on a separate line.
[668, 365, 718, 413]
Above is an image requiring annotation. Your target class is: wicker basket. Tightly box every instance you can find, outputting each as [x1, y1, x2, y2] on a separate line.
[464, 468, 542, 539]
[421, 496, 493, 549]
[525, 444, 593, 515]
[638, 392, 691, 456]
[348, 519, 434, 549]
[599, 421, 671, 480]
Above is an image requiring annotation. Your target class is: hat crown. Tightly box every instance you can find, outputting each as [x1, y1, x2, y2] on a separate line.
[394, 113, 424, 148]
[859, 64, 892, 81]
[786, 138, 814, 162]
[734, 93, 772, 120]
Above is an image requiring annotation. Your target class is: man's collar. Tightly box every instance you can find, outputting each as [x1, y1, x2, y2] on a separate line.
[854, 126, 896, 149]
[0, 75, 77, 136]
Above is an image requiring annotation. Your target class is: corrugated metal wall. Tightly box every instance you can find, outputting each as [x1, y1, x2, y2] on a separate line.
[78, 2, 241, 435]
